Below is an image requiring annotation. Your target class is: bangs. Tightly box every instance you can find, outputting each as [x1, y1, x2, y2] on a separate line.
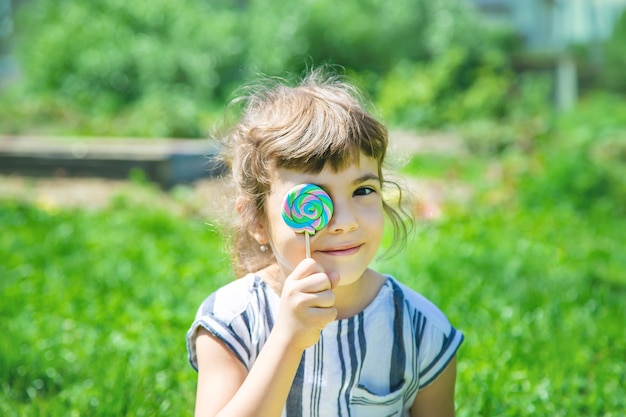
[254, 82, 388, 174]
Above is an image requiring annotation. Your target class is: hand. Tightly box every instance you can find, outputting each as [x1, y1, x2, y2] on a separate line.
[274, 258, 339, 351]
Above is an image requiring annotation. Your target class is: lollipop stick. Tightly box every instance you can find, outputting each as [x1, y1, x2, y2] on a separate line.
[305, 233, 311, 258]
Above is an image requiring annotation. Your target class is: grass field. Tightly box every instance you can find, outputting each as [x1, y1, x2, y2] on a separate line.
[1, 138, 625, 415]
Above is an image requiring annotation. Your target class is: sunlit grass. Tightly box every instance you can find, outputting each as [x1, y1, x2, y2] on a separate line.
[0, 199, 231, 416]
[378, 204, 626, 416]
[3, 2, 625, 413]
[2, 137, 625, 415]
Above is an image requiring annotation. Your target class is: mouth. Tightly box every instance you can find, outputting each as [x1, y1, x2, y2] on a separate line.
[318, 243, 363, 256]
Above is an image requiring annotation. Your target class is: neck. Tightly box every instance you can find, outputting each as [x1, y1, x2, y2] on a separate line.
[256, 263, 284, 295]
[333, 268, 386, 320]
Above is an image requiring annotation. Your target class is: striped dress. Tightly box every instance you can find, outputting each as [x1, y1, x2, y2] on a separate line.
[187, 274, 464, 417]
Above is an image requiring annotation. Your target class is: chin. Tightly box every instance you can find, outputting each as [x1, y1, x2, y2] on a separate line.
[334, 270, 367, 288]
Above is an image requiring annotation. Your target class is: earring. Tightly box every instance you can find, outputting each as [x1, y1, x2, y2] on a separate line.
[260, 244, 267, 252]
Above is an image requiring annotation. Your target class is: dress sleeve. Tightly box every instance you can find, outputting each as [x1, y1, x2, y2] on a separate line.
[186, 276, 272, 372]
[186, 277, 262, 372]
[186, 294, 252, 371]
[417, 316, 464, 389]
[390, 277, 464, 390]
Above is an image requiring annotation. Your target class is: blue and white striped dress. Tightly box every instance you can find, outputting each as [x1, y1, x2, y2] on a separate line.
[187, 274, 464, 417]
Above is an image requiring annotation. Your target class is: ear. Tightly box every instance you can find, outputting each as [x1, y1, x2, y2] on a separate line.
[250, 223, 269, 246]
[235, 195, 247, 215]
[236, 196, 269, 245]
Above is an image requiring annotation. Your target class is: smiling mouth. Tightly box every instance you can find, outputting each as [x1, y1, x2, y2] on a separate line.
[319, 244, 363, 256]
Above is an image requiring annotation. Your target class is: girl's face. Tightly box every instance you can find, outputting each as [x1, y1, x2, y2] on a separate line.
[261, 153, 385, 287]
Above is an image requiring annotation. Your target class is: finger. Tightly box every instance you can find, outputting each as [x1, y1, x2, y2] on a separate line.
[293, 272, 333, 294]
[288, 258, 324, 281]
[309, 305, 338, 325]
[305, 288, 335, 308]
[327, 271, 340, 290]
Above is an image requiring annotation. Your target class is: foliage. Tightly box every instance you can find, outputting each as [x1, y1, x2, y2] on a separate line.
[2, 168, 625, 415]
[375, 44, 557, 156]
[6, 0, 243, 137]
[0, 198, 232, 416]
[601, 9, 626, 93]
[569, 8, 626, 94]
[2, 0, 513, 137]
[376, 48, 511, 127]
[3, 96, 626, 413]
[456, 71, 554, 155]
[2, 3, 625, 413]
[518, 92, 626, 216]
[401, 91, 626, 217]
[377, 203, 625, 416]
[303, 0, 483, 76]
[393, 101, 626, 414]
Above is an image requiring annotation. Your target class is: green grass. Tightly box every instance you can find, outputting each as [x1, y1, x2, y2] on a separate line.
[2, 148, 625, 415]
[0, 198, 232, 416]
[377, 205, 625, 416]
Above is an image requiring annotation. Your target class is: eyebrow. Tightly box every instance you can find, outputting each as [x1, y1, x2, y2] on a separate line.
[352, 173, 381, 185]
[306, 173, 381, 190]
[314, 173, 380, 188]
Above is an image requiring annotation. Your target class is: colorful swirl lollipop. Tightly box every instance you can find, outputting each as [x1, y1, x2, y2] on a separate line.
[282, 183, 334, 258]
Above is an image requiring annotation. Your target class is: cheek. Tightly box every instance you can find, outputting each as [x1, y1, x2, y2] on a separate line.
[365, 205, 386, 244]
[373, 215, 386, 241]
[269, 228, 305, 274]
[266, 212, 303, 256]
[364, 201, 385, 225]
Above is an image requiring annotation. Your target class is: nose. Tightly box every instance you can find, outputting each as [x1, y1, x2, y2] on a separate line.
[328, 199, 358, 233]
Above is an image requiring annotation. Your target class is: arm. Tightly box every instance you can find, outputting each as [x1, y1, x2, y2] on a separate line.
[194, 259, 339, 417]
[194, 327, 305, 417]
[194, 329, 247, 417]
[410, 356, 458, 417]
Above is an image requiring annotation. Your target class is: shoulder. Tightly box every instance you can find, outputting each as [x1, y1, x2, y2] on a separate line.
[385, 276, 452, 331]
[195, 274, 264, 324]
[186, 274, 274, 371]
[383, 276, 464, 389]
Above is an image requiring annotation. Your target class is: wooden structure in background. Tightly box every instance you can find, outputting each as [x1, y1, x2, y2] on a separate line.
[0, 136, 224, 188]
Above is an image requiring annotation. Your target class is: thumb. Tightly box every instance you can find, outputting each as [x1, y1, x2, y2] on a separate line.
[327, 271, 341, 290]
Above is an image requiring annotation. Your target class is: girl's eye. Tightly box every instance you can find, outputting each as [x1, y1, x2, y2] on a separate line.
[354, 186, 376, 196]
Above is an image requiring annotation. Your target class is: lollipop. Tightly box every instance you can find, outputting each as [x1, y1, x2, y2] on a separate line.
[282, 184, 334, 258]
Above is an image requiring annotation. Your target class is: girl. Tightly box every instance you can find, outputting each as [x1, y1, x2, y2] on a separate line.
[186, 68, 464, 417]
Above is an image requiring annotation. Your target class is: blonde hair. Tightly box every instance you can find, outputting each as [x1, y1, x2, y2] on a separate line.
[218, 68, 410, 276]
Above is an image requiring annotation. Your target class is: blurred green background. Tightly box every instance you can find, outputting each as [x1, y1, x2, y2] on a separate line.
[1, 0, 625, 416]
[1, 0, 624, 138]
